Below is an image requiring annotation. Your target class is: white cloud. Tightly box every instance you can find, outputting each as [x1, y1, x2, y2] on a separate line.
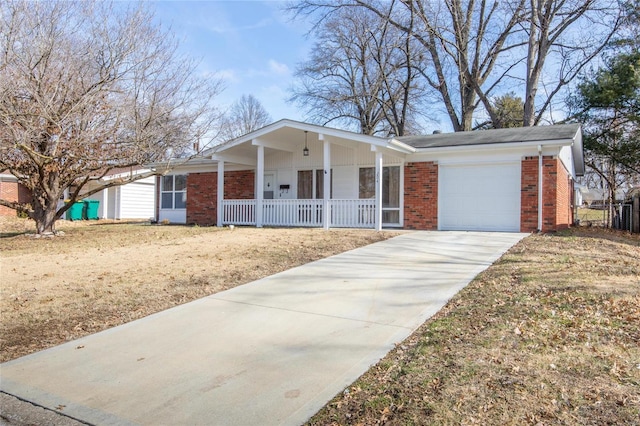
[206, 18, 273, 34]
[268, 59, 290, 76]
[217, 69, 240, 84]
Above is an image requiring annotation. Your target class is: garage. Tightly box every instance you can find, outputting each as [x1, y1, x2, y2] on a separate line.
[439, 162, 521, 232]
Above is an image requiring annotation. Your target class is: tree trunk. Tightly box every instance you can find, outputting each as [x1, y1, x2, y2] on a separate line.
[30, 187, 64, 234]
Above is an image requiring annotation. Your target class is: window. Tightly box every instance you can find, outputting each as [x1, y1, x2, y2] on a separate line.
[359, 166, 400, 224]
[297, 170, 313, 199]
[298, 169, 332, 199]
[161, 175, 186, 209]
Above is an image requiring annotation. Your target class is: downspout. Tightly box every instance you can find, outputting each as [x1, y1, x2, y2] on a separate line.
[538, 144, 543, 232]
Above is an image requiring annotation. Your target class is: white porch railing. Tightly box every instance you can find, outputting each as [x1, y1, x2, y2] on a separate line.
[221, 199, 256, 225]
[330, 199, 376, 228]
[263, 199, 324, 227]
[221, 199, 376, 228]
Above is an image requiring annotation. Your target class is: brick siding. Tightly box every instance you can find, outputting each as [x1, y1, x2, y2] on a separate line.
[520, 156, 574, 232]
[186, 170, 255, 226]
[520, 157, 539, 232]
[404, 162, 438, 230]
[0, 179, 32, 216]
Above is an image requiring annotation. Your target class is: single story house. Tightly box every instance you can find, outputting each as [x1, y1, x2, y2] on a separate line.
[154, 119, 584, 233]
[78, 168, 156, 220]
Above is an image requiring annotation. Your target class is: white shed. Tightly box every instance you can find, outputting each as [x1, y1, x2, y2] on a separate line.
[80, 169, 156, 220]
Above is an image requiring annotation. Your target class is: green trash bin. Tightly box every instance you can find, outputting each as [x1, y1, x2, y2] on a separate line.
[85, 200, 100, 220]
[66, 201, 85, 221]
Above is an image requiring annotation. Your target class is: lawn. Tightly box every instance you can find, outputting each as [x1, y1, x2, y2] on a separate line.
[308, 228, 640, 425]
[0, 217, 396, 362]
[1, 218, 638, 424]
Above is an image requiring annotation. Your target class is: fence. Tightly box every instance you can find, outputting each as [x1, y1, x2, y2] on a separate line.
[577, 201, 639, 233]
[221, 198, 377, 228]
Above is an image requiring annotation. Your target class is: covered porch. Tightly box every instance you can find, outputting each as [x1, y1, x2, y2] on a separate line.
[210, 120, 414, 230]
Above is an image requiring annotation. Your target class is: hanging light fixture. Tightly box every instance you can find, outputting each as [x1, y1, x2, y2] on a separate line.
[303, 131, 309, 156]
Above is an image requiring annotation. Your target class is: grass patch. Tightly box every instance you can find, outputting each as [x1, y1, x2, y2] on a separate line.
[0, 217, 398, 362]
[308, 228, 640, 425]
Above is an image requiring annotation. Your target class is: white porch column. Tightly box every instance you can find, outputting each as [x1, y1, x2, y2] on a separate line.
[374, 150, 383, 231]
[217, 160, 224, 227]
[256, 143, 264, 228]
[322, 135, 331, 230]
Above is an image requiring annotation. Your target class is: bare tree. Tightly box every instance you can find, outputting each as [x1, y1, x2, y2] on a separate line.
[0, 1, 223, 234]
[220, 94, 273, 141]
[289, 5, 428, 136]
[288, 0, 622, 131]
[521, 0, 622, 126]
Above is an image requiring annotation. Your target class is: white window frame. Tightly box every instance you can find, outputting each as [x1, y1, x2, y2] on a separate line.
[161, 175, 187, 210]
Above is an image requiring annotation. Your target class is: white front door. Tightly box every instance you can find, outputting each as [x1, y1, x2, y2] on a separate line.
[264, 172, 275, 199]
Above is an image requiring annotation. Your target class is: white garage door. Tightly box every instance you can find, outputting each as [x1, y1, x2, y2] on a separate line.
[439, 163, 521, 232]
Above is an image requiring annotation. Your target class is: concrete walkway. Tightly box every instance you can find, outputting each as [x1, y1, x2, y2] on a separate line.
[0, 231, 527, 426]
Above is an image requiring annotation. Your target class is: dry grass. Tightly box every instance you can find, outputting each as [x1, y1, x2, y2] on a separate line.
[308, 228, 640, 425]
[2, 217, 639, 425]
[0, 217, 397, 363]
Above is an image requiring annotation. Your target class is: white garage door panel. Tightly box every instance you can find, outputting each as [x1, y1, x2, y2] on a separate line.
[440, 163, 520, 232]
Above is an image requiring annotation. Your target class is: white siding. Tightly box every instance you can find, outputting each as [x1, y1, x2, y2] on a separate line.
[119, 179, 155, 219]
[332, 166, 358, 199]
[107, 187, 117, 219]
[158, 209, 186, 224]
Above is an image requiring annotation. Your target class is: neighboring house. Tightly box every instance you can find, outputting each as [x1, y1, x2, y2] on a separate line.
[580, 187, 629, 206]
[0, 173, 32, 216]
[0, 169, 155, 221]
[77, 168, 156, 220]
[154, 119, 584, 233]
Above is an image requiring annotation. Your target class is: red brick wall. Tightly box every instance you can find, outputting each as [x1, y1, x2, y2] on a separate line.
[0, 179, 32, 216]
[542, 157, 558, 232]
[224, 170, 255, 199]
[520, 156, 572, 232]
[185, 170, 255, 226]
[520, 157, 539, 232]
[404, 162, 438, 230]
[186, 172, 217, 226]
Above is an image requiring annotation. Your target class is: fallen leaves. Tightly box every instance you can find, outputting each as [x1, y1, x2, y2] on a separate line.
[308, 229, 640, 425]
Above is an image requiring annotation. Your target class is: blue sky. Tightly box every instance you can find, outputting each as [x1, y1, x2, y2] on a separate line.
[152, 1, 311, 122]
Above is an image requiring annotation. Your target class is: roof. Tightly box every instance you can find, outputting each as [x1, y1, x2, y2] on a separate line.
[397, 124, 581, 149]
[205, 118, 408, 154]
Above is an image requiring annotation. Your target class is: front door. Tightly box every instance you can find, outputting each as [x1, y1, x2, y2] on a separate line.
[264, 173, 275, 199]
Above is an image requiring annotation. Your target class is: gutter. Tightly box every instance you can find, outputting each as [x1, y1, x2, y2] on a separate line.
[538, 144, 543, 232]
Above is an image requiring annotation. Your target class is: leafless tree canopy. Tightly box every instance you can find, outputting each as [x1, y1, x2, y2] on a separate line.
[289, 5, 430, 136]
[219, 94, 273, 142]
[288, 0, 622, 131]
[0, 1, 223, 233]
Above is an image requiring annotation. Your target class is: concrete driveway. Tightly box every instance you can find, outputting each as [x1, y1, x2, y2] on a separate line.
[0, 231, 527, 425]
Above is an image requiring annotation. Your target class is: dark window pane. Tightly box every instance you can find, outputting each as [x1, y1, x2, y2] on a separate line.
[315, 169, 323, 199]
[298, 170, 312, 199]
[174, 192, 186, 209]
[383, 166, 400, 208]
[174, 175, 187, 191]
[359, 168, 375, 199]
[162, 176, 173, 192]
[383, 210, 400, 224]
[161, 193, 173, 209]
